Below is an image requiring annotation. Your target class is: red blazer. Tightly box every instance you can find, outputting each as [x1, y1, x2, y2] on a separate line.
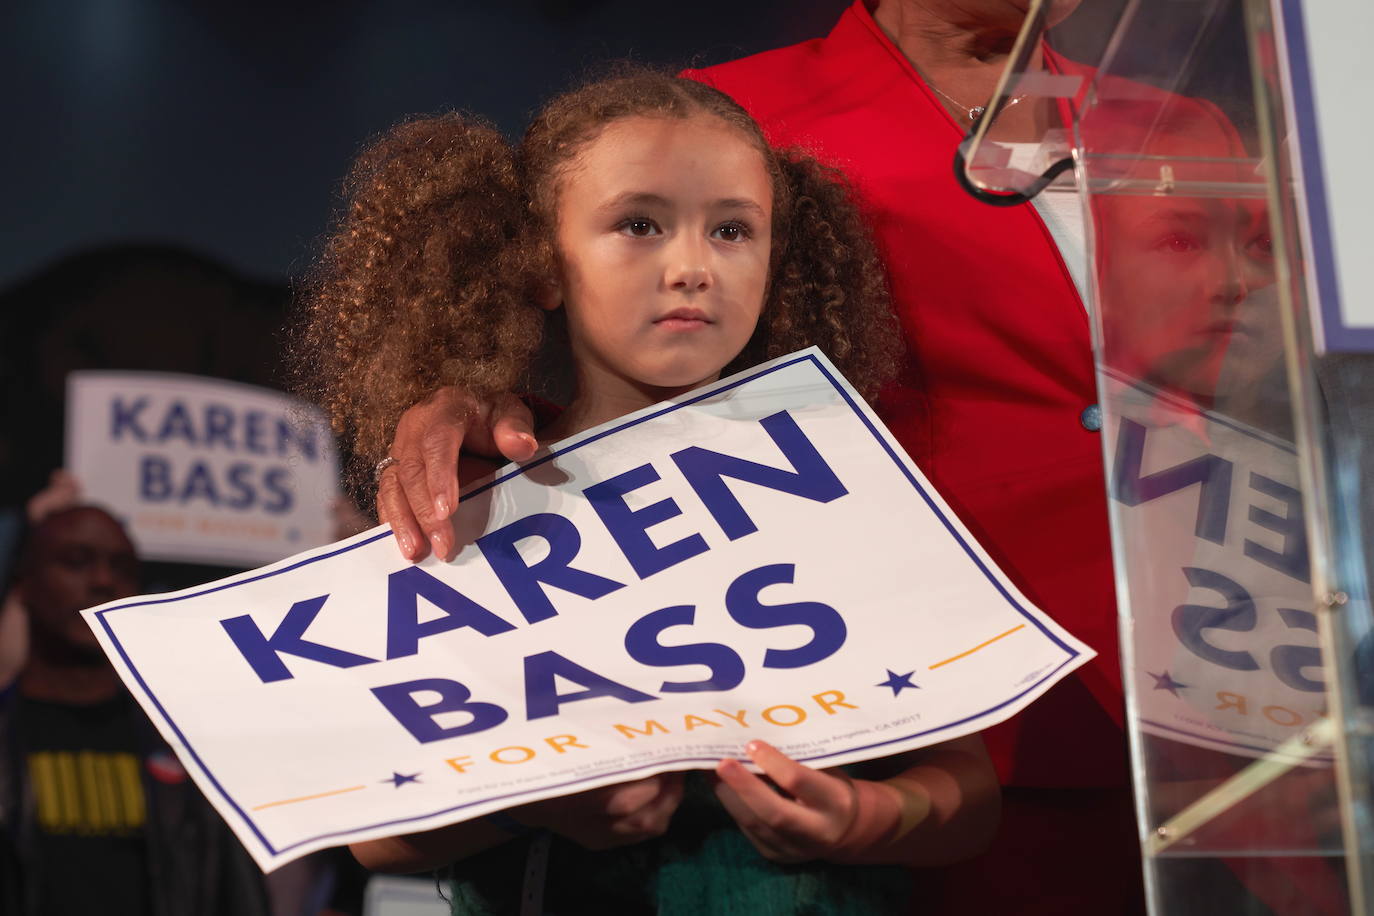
[684, 2, 1123, 790]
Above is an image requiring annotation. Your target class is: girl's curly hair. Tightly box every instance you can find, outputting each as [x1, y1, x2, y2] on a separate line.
[297, 69, 900, 479]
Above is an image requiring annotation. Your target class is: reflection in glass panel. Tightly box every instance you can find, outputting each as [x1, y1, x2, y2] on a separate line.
[956, 1, 1374, 910]
[1044, 1, 1364, 913]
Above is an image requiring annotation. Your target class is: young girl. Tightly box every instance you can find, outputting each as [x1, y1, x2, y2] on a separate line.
[299, 70, 998, 915]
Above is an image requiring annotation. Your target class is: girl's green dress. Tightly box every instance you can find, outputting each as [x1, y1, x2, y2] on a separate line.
[446, 773, 909, 915]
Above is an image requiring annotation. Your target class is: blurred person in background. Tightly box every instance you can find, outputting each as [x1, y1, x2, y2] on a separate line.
[0, 470, 84, 689]
[0, 469, 366, 915]
[0, 503, 270, 916]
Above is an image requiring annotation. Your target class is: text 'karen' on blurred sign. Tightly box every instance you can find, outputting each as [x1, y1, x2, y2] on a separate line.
[65, 371, 340, 567]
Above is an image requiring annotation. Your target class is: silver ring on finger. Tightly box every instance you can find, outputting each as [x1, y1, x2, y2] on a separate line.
[374, 455, 400, 484]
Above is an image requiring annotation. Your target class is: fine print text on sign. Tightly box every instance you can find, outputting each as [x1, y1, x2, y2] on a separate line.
[84, 350, 1094, 871]
[66, 371, 340, 567]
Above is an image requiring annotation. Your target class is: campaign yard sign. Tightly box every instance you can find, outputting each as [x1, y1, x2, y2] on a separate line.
[1103, 372, 1326, 763]
[83, 350, 1094, 872]
[66, 371, 340, 567]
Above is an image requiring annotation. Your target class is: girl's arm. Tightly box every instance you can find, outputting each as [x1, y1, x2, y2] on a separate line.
[714, 734, 999, 867]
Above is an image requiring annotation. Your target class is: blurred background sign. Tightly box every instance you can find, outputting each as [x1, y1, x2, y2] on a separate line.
[66, 371, 338, 566]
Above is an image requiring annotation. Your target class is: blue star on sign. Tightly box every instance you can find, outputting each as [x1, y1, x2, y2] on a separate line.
[383, 771, 421, 788]
[877, 669, 919, 696]
[1147, 671, 1189, 697]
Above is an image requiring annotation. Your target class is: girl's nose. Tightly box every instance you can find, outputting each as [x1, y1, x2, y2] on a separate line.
[1206, 244, 1251, 310]
[665, 236, 713, 292]
[1211, 264, 1249, 309]
[669, 264, 712, 291]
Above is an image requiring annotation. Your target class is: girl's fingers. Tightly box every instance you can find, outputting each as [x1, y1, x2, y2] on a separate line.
[617, 772, 686, 838]
[715, 756, 823, 839]
[745, 740, 851, 813]
[713, 776, 803, 862]
[716, 746, 859, 860]
[653, 770, 687, 811]
[599, 774, 674, 818]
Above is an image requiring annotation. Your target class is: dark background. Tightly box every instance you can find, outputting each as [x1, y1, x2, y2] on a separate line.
[0, 0, 848, 508]
[2, 0, 854, 292]
[0, 0, 1251, 509]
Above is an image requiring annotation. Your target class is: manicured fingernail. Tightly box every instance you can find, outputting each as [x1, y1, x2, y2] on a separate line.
[430, 533, 447, 558]
[745, 741, 761, 755]
[519, 433, 537, 449]
[396, 530, 414, 557]
[435, 496, 451, 517]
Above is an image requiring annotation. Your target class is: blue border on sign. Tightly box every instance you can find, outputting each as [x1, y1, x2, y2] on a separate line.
[94, 352, 1082, 858]
[1280, 0, 1374, 352]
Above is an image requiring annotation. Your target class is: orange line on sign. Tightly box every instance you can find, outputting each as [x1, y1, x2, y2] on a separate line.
[929, 624, 1027, 670]
[251, 785, 367, 811]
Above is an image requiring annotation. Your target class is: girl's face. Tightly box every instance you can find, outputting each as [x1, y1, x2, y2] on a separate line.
[551, 114, 773, 400]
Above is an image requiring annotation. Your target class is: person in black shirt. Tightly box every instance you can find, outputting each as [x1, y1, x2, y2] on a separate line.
[0, 504, 269, 916]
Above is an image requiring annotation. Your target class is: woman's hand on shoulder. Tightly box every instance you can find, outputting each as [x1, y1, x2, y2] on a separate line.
[509, 772, 686, 851]
[378, 388, 538, 562]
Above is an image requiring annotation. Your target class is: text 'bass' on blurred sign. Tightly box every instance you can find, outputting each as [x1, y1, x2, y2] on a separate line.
[65, 371, 340, 567]
[83, 349, 1094, 872]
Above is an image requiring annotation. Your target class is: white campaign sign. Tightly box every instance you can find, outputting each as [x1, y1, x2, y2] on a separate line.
[65, 371, 340, 567]
[84, 350, 1093, 871]
[1103, 372, 1325, 762]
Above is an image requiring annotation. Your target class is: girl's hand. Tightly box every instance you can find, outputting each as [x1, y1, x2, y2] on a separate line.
[510, 772, 686, 851]
[378, 387, 538, 562]
[713, 740, 869, 864]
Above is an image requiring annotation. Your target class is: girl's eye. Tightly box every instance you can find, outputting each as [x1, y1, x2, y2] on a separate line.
[712, 222, 750, 243]
[1247, 232, 1274, 259]
[1157, 232, 1201, 253]
[619, 218, 661, 238]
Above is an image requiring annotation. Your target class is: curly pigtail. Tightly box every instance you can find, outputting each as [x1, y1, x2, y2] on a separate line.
[297, 114, 548, 479]
[733, 151, 902, 402]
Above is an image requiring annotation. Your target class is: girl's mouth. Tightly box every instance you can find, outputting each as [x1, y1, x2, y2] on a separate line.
[654, 308, 713, 330]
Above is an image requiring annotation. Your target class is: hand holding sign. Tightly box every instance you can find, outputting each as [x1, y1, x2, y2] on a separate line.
[715, 741, 867, 864]
[512, 771, 685, 850]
